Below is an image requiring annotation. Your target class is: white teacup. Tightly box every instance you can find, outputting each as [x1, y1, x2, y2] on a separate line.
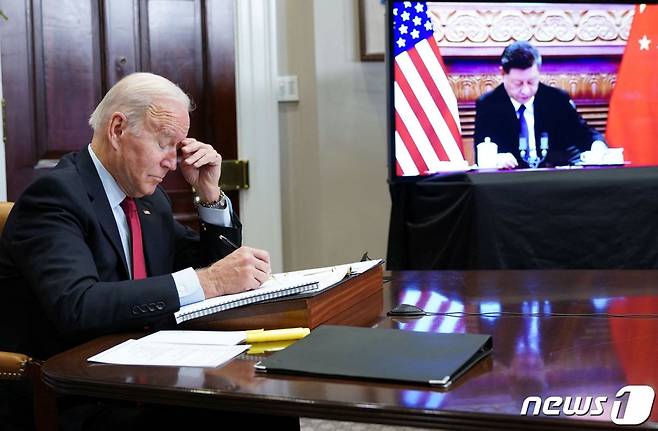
[477, 140, 498, 169]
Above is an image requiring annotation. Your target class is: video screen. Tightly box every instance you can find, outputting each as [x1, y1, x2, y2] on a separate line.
[388, 2, 656, 178]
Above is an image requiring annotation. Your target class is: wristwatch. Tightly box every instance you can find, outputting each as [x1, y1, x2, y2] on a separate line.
[196, 189, 227, 210]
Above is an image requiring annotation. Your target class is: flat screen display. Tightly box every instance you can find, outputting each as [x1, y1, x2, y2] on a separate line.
[387, 1, 656, 179]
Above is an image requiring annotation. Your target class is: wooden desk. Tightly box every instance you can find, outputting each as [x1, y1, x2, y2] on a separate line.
[42, 271, 658, 430]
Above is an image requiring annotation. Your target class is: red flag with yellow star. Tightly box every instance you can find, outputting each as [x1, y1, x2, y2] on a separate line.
[606, 4, 658, 166]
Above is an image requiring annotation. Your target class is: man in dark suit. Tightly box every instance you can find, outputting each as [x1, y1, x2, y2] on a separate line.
[474, 41, 606, 169]
[0, 73, 271, 429]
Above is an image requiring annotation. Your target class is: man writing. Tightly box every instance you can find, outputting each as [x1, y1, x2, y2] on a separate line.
[474, 41, 606, 168]
[0, 72, 271, 360]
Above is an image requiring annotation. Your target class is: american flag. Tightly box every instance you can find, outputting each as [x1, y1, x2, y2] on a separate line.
[393, 1, 465, 176]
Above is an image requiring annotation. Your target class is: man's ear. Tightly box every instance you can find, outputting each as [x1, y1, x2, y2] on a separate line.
[107, 112, 128, 149]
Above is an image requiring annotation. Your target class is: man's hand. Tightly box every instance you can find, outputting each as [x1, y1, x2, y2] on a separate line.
[196, 246, 271, 299]
[179, 138, 222, 202]
[496, 153, 519, 169]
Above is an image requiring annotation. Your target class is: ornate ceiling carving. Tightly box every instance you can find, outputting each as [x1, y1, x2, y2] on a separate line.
[426, 3, 634, 55]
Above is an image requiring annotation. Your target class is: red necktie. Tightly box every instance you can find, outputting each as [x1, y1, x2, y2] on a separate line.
[120, 198, 147, 280]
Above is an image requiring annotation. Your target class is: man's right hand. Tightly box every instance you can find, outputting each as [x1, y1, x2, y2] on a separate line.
[196, 246, 271, 299]
[496, 153, 519, 169]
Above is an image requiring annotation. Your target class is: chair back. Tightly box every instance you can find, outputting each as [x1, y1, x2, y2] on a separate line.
[0, 201, 13, 233]
[0, 201, 56, 430]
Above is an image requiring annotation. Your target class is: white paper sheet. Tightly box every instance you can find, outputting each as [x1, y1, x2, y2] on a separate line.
[138, 330, 246, 346]
[281, 259, 383, 294]
[88, 339, 249, 367]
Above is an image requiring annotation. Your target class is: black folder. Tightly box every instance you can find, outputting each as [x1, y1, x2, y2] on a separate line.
[254, 325, 492, 387]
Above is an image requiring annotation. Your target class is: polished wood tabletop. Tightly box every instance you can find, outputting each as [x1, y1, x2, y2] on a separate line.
[42, 270, 658, 430]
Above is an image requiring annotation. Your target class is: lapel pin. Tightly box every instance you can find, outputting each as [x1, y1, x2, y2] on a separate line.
[143, 210, 151, 215]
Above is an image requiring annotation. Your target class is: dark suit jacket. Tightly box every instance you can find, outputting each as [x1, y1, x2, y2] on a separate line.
[0, 149, 241, 359]
[474, 83, 604, 168]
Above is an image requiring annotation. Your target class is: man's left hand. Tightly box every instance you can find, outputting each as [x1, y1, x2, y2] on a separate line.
[179, 138, 222, 202]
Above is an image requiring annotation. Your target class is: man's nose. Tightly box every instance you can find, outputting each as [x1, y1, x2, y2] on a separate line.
[162, 150, 177, 171]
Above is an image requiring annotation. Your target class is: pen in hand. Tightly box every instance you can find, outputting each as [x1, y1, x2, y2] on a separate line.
[219, 234, 239, 251]
[218, 234, 272, 286]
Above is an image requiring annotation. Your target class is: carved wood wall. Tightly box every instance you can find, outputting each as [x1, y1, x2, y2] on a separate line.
[427, 2, 634, 56]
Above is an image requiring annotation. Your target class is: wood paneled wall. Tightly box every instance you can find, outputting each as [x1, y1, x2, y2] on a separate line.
[0, 0, 237, 227]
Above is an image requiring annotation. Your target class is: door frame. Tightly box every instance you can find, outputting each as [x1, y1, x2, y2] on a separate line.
[234, 0, 283, 272]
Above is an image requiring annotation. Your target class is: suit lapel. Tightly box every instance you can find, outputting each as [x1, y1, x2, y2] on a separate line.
[77, 148, 130, 278]
[495, 86, 520, 145]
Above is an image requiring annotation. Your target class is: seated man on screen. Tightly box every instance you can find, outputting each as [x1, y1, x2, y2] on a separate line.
[474, 41, 606, 169]
[0, 72, 273, 429]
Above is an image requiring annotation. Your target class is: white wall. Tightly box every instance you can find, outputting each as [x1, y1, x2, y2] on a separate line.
[277, 0, 389, 271]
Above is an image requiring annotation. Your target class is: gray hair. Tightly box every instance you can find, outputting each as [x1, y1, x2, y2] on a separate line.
[88, 72, 191, 134]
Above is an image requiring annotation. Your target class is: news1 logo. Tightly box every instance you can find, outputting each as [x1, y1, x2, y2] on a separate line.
[520, 385, 655, 425]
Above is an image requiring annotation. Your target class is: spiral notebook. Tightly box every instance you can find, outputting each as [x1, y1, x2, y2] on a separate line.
[174, 276, 318, 324]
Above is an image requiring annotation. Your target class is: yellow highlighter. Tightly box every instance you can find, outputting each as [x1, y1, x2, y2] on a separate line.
[245, 327, 310, 344]
[247, 339, 297, 355]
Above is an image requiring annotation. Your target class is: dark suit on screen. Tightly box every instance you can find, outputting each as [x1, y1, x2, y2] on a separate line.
[474, 82, 604, 168]
[0, 148, 240, 360]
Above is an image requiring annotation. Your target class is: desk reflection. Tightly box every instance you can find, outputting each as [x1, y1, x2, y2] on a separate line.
[385, 280, 657, 422]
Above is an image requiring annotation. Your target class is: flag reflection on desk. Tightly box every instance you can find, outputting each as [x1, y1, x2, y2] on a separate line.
[396, 289, 465, 333]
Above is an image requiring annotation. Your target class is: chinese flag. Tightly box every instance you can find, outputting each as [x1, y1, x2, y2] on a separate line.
[606, 5, 658, 166]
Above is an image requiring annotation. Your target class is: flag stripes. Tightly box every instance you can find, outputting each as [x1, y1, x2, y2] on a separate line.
[393, 12, 465, 176]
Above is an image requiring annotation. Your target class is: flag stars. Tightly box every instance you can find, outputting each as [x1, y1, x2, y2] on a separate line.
[393, 8, 398, 16]
[424, 20, 433, 31]
[396, 37, 406, 48]
[401, 11, 410, 21]
[413, 15, 422, 27]
[404, 1, 412, 8]
[414, 3, 424, 13]
[411, 29, 420, 39]
[639, 35, 651, 50]
[399, 24, 408, 35]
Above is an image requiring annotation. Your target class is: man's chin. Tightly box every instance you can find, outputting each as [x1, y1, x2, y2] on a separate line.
[135, 186, 158, 198]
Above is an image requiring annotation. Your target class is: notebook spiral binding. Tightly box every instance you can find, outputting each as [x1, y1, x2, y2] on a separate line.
[175, 281, 319, 324]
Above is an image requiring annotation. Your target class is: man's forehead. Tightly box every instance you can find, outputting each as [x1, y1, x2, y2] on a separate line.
[146, 103, 189, 134]
[506, 65, 539, 79]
